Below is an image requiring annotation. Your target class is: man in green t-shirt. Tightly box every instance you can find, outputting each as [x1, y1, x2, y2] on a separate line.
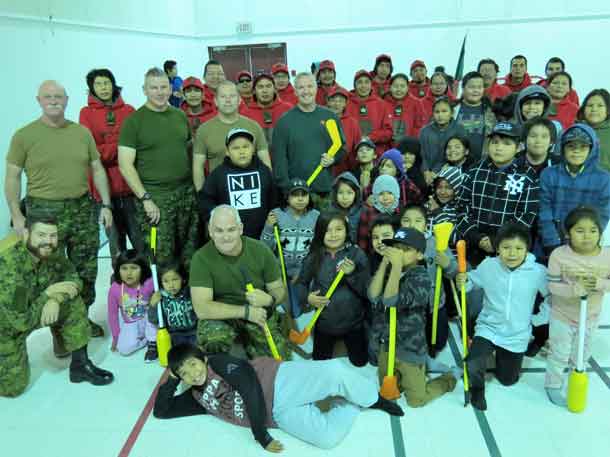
[193, 81, 270, 191]
[118, 67, 199, 268]
[4, 80, 113, 342]
[190, 205, 291, 359]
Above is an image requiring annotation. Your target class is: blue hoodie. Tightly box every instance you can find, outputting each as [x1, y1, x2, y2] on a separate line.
[466, 253, 549, 353]
[538, 123, 610, 247]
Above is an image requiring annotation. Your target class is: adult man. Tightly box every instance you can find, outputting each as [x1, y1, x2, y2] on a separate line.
[236, 70, 254, 105]
[477, 58, 512, 103]
[190, 205, 291, 359]
[193, 81, 270, 190]
[180, 76, 216, 137]
[118, 67, 198, 268]
[326, 87, 361, 175]
[240, 73, 292, 148]
[202, 60, 226, 104]
[5, 80, 112, 338]
[0, 216, 114, 397]
[315, 60, 342, 106]
[371, 54, 393, 98]
[272, 73, 346, 209]
[271, 63, 298, 105]
[503, 55, 533, 93]
[164, 60, 183, 108]
[408, 60, 430, 98]
[538, 57, 579, 105]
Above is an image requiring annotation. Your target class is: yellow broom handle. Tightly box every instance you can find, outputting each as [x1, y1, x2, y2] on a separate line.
[274, 225, 288, 288]
[431, 266, 443, 344]
[387, 307, 397, 376]
[305, 270, 345, 332]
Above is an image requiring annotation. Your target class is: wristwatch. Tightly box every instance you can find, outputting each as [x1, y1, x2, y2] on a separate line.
[140, 192, 152, 201]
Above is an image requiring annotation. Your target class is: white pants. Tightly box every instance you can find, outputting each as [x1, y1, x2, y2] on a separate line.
[117, 314, 158, 355]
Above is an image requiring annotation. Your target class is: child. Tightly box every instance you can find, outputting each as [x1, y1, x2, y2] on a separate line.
[295, 211, 371, 366]
[352, 138, 377, 190]
[442, 135, 475, 172]
[368, 227, 457, 407]
[427, 166, 464, 228]
[456, 223, 549, 411]
[331, 172, 363, 243]
[154, 344, 403, 451]
[545, 206, 610, 407]
[456, 121, 539, 266]
[148, 261, 197, 346]
[199, 128, 276, 239]
[577, 89, 610, 174]
[366, 149, 422, 207]
[518, 117, 559, 174]
[419, 97, 467, 185]
[107, 249, 157, 361]
[539, 124, 610, 255]
[368, 213, 398, 270]
[260, 178, 320, 317]
[358, 175, 401, 253]
[396, 136, 428, 194]
[399, 205, 458, 362]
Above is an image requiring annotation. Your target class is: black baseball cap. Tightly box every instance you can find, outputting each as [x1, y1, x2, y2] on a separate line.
[489, 121, 522, 139]
[225, 128, 255, 146]
[383, 227, 426, 253]
[288, 178, 310, 194]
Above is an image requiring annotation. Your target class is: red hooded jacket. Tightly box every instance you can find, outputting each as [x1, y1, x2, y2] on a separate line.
[371, 77, 391, 99]
[180, 100, 217, 136]
[333, 113, 362, 176]
[240, 97, 292, 146]
[420, 86, 457, 122]
[345, 93, 393, 156]
[384, 94, 427, 141]
[277, 84, 298, 106]
[316, 83, 344, 106]
[202, 84, 216, 104]
[408, 79, 430, 98]
[79, 95, 135, 200]
[549, 97, 579, 130]
[484, 81, 512, 103]
[538, 79, 580, 105]
[502, 73, 533, 93]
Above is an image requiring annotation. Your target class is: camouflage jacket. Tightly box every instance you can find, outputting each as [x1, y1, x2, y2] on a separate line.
[369, 265, 431, 364]
[0, 241, 82, 334]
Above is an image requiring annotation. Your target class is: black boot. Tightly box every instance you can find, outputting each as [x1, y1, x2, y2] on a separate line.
[370, 395, 404, 416]
[70, 346, 114, 385]
[50, 327, 70, 359]
[470, 388, 487, 411]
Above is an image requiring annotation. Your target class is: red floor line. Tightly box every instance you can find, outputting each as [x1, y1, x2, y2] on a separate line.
[118, 369, 169, 457]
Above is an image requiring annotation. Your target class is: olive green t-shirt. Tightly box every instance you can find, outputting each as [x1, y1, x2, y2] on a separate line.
[6, 119, 99, 199]
[193, 115, 268, 173]
[189, 236, 280, 307]
[119, 105, 191, 190]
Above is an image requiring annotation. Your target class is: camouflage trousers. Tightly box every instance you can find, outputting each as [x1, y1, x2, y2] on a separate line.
[26, 194, 99, 308]
[0, 295, 91, 397]
[134, 183, 198, 269]
[197, 310, 292, 360]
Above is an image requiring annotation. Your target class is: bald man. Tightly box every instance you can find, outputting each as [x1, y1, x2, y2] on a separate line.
[190, 205, 291, 360]
[5, 80, 112, 346]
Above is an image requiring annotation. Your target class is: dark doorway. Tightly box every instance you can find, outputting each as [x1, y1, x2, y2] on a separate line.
[208, 43, 288, 82]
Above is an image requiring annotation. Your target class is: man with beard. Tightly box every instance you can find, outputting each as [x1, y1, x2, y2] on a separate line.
[5, 80, 112, 342]
[0, 216, 114, 397]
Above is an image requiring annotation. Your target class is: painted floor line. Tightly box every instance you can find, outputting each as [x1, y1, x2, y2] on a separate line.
[390, 410, 407, 457]
[588, 357, 610, 390]
[118, 369, 169, 457]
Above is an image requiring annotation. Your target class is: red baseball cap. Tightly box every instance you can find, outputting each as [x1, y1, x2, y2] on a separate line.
[319, 60, 336, 72]
[327, 86, 350, 100]
[353, 69, 373, 85]
[236, 70, 253, 82]
[410, 60, 426, 71]
[271, 63, 289, 75]
[182, 76, 205, 91]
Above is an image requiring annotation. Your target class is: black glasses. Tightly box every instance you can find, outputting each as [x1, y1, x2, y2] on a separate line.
[238, 79, 252, 84]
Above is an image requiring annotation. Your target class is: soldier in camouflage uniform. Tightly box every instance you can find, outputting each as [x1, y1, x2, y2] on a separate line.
[190, 205, 291, 360]
[368, 227, 456, 407]
[5, 80, 113, 341]
[118, 67, 198, 270]
[0, 216, 113, 397]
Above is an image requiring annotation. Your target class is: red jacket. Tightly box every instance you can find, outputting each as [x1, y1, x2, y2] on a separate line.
[384, 94, 427, 140]
[549, 97, 579, 130]
[501, 73, 533, 93]
[202, 84, 216, 104]
[277, 84, 298, 106]
[333, 113, 362, 176]
[372, 78, 391, 99]
[484, 81, 512, 103]
[420, 86, 456, 123]
[538, 79, 580, 105]
[180, 101, 217, 136]
[240, 97, 293, 146]
[345, 93, 393, 156]
[316, 83, 343, 106]
[79, 95, 135, 200]
[408, 79, 430, 98]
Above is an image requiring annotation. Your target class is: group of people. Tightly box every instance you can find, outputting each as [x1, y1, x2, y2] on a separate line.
[1, 51, 609, 452]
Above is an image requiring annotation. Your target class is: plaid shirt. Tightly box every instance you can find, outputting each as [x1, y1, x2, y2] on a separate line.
[357, 204, 400, 253]
[456, 158, 539, 245]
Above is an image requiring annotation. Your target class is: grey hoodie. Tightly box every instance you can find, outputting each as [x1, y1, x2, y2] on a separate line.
[331, 172, 363, 244]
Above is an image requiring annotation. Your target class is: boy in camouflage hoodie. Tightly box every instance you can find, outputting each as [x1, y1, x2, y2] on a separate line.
[368, 227, 456, 407]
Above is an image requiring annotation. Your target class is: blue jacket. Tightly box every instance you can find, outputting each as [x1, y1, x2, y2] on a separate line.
[538, 123, 610, 247]
[466, 254, 549, 353]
